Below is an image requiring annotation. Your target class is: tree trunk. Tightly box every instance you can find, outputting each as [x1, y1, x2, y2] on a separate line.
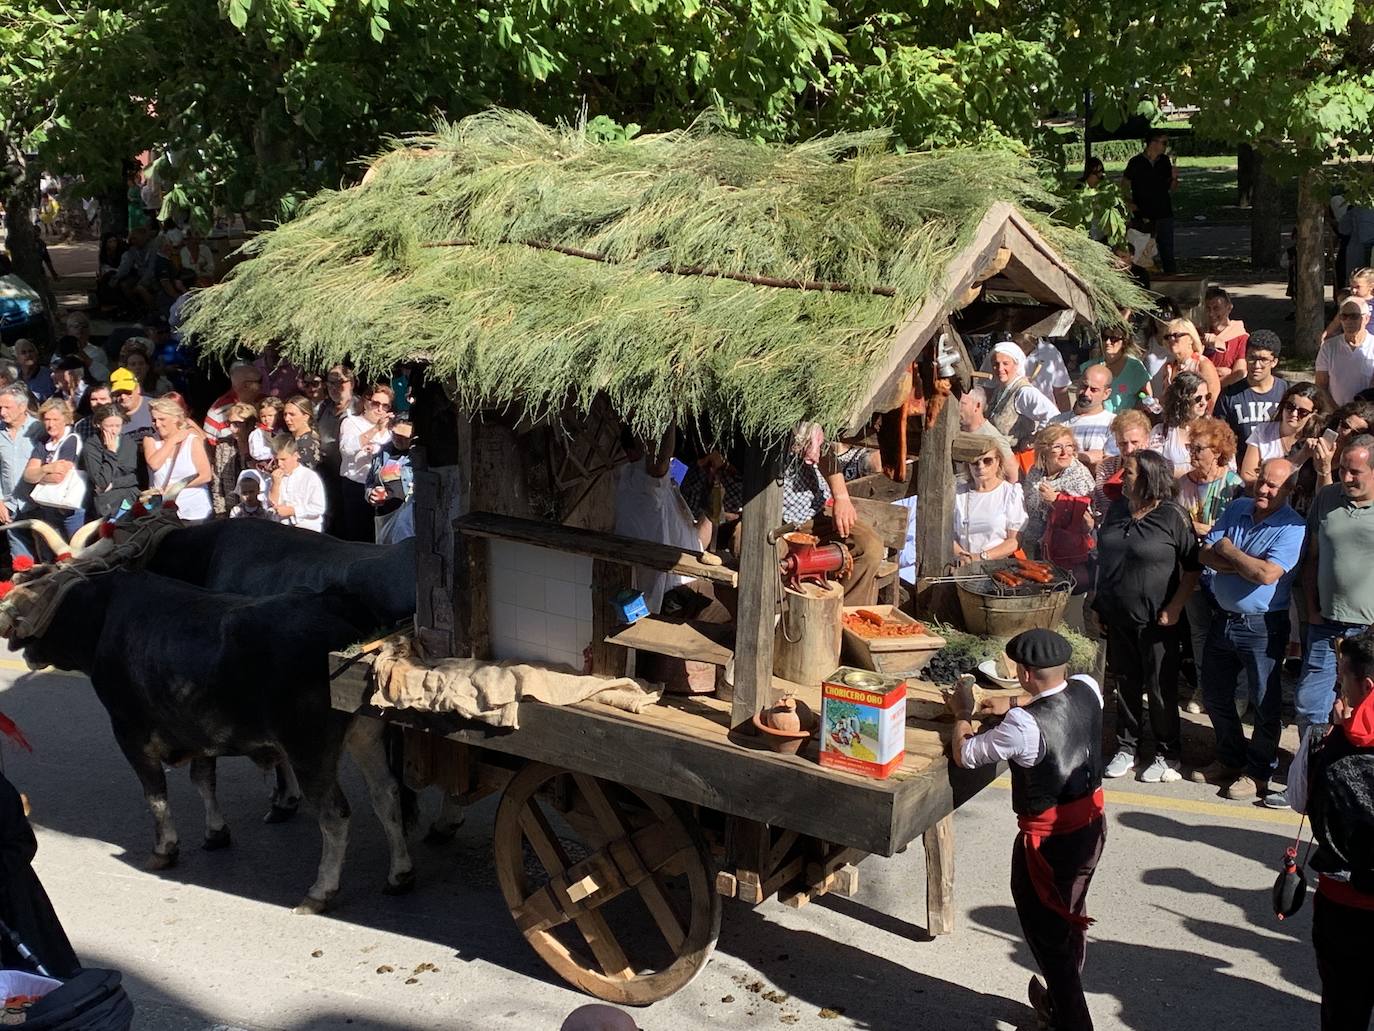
[1237, 143, 1256, 207]
[0, 134, 59, 340]
[1293, 168, 1327, 358]
[1251, 149, 1283, 269]
[100, 187, 127, 239]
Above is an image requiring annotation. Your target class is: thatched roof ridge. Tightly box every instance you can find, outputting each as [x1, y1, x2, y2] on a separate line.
[183, 109, 1145, 442]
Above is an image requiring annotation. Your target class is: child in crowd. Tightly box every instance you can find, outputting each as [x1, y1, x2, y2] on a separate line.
[229, 469, 272, 519]
[249, 397, 284, 470]
[269, 435, 326, 532]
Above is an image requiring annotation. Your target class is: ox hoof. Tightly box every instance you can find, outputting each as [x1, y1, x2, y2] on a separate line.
[263, 803, 299, 825]
[383, 869, 417, 896]
[202, 826, 232, 851]
[422, 819, 464, 846]
[292, 894, 334, 916]
[146, 847, 179, 871]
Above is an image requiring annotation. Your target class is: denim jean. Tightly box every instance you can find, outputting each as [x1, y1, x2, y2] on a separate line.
[1296, 620, 1366, 734]
[1201, 609, 1289, 779]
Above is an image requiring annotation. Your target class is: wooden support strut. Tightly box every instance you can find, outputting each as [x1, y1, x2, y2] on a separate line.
[731, 443, 782, 730]
[923, 813, 955, 935]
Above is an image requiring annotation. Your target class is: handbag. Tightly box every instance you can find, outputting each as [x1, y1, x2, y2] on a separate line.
[30, 467, 88, 511]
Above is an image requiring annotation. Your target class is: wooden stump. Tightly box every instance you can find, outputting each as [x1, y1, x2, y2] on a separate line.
[772, 581, 844, 687]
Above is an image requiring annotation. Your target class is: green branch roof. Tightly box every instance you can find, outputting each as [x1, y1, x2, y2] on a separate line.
[182, 109, 1144, 442]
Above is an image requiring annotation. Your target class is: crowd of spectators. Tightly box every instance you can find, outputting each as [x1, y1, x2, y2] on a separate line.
[0, 316, 417, 564]
[948, 274, 1374, 803]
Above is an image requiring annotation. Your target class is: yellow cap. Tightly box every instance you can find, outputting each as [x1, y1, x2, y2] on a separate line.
[109, 367, 138, 393]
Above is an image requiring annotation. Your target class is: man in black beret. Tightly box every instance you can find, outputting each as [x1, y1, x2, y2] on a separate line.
[950, 628, 1106, 1030]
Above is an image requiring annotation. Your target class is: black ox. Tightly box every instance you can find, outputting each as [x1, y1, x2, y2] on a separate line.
[0, 568, 415, 914]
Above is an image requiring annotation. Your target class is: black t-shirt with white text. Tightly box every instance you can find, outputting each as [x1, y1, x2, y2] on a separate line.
[1216, 377, 1288, 449]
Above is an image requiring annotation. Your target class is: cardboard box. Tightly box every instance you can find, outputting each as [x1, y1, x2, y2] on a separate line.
[819, 666, 907, 779]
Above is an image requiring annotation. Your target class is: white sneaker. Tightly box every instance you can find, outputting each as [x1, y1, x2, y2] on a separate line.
[1139, 757, 1182, 783]
[1104, 750, 1134, 778]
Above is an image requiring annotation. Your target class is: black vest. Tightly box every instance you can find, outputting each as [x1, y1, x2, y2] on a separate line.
[1308, 728, 1374, 892]
[1010, 678, 1104, 817]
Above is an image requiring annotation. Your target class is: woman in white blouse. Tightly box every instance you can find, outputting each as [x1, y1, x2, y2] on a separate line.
[953, 445, 1027, 565]
[1238, 381, 1330, 486]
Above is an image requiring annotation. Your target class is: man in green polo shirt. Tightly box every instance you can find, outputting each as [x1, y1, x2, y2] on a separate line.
[1274, 435, 1374, 809]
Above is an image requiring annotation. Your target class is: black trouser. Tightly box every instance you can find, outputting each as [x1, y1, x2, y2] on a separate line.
[1106, 619, 1182, 759]
[1314, 891, 1374, 1030]
[1011, 819, 1106, 1031]
[335, 478, 375, 543]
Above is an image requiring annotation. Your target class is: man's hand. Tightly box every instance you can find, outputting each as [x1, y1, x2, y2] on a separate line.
[1157, 603, 1182, 628]
[978, 694, 1016, 717]
[831, 495, 857, 537]
[1311, 436, 1336, 477]
[0, 504, 12, 525]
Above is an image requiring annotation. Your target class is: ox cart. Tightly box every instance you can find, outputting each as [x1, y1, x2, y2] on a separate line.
[184, 112, 1139, 1005]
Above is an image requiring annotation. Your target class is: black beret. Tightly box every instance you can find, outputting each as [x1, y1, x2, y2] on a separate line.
[1006, 628, 1072, 670]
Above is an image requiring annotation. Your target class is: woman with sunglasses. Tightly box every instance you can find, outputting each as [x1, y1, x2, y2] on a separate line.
[211, 401, 258, 516]
[1238, 381, 1330, 487]
[1093, 449, 1202, 784]
[1149, 370, 1210, 476]
[1176, 417, 1243, 713]
[337, 383, 394, 542]
[1083, 325, 1152, 412]
[953, 446, 1026, 566]
[1150, 319, 1221, 415]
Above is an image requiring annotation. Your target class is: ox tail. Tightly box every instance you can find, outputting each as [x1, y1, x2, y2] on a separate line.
[383, 723, 420, 836]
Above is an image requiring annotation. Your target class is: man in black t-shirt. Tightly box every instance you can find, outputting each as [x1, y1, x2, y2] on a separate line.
[1123, 131, 1179, 274]
[1216, 331, 1288, 449]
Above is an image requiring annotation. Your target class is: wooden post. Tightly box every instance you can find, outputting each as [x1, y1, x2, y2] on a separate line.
[923, 813, 955, 935]
[731, 442, 782, 730]
[772, 581, 843, 686]
[913, 384, 957, 617]
[590, 559, 632, 677]
[411, 447, 462, 658]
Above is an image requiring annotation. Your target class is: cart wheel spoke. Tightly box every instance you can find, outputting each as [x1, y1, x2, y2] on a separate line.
[493, 763, 721, 1006]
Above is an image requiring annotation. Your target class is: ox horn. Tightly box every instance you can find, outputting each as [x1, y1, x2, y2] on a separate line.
[161, 475, 195, 505]
[67, 520, 104, 557]
[4, 520, 71, 562]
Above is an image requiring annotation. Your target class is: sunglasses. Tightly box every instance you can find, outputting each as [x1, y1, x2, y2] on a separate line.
[111, 390, 132, 400]
[303, 378, 323, 386]
[1192, 393, 1210, 404]
[326, 376, 350, 386]
[968, 456, 998, 467]
[1283, 402, 1315, 416]
[1164, 332, 1192, 341]
[229, 419, 252, 426]
[367, 399, 392, 410]
[1101, 333, 1125, 342]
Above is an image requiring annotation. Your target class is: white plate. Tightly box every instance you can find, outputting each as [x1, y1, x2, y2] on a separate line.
[977, 658, 1018, 688]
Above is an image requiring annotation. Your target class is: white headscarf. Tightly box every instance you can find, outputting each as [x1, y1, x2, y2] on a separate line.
[990, 341, 1027, 378]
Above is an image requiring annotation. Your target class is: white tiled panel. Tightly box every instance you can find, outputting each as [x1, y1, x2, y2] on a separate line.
[487, 540, 595, 671]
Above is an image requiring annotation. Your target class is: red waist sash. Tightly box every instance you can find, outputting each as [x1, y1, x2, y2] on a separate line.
[1016, 787, 1106, 929]
[1317, 874, 1374, 911]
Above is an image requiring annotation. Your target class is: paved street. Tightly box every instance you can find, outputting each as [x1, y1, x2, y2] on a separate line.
[0, 658, 1320, 1030]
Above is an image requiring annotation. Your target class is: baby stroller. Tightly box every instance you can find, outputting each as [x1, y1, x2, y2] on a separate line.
[0, 748, 133, 1029]
[0, 967, 133, 1029]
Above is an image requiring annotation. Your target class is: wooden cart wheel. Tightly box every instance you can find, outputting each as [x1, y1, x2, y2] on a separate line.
[493, 762, 721, 1005]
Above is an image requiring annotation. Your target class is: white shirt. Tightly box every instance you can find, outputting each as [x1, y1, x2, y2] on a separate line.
[1050, 409, 1117, 457]
[1149, 424, 1192, 476]
[1246, 422, 1289, 462]
[180, 245, 215, 279]
[958, 675, 1104, 769]
[1316, 331, 1374, 406]
[248, 428, 274, 463]
[1143, 340, 1170, 379]
[81, 343, 110, 381]
[274, 465, 326, 532]
[338, 413, 391, 484]
[954, 480, 1027, 555]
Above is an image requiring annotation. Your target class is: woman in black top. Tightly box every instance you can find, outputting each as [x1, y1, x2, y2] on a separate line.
[80, 404, 140, 519]
[1093, 449, 1201, 785]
